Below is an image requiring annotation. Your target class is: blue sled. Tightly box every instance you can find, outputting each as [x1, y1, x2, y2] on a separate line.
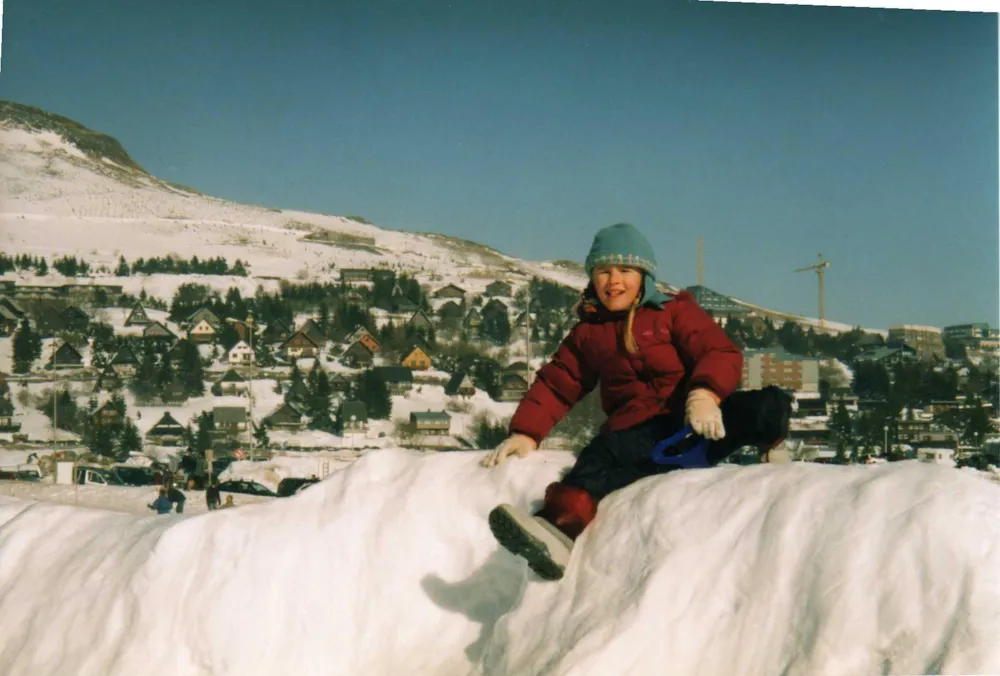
[649, 425, 711, 469]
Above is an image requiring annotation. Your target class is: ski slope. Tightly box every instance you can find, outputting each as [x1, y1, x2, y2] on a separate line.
[1, 449, 998, 676]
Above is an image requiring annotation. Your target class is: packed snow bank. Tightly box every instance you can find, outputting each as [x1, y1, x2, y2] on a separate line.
[1, 451, 999, 676]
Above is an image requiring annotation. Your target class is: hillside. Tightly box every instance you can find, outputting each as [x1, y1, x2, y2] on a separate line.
[0, 99, 875, 333]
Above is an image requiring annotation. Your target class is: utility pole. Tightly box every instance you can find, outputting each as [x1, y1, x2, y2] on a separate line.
[248, 313, 255, 463]
[51, 343, 58, 449]
[793, 254, 831, 331]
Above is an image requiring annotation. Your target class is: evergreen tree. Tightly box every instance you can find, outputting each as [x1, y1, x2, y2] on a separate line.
[117, 418, 143, 459]
[155, 351, 175, 390]
[35, 258, 49, 276]
[253, 423, 270, 450]
[110, 390, 128, 420]
[176, 340, 206, 396]
[193, 411, 215, 454]
[89, 424, 117, 459]
[131, 348, 158, 401]
[115, 255, 131, 276]
[357, 369, 392, 419]
[829, 401, 854, 455]
[480, 310, 511, 345]
[12, 319, 42, 373]
[852, 360, 891, 401]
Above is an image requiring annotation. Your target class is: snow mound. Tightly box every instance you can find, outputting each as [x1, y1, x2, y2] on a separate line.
[1, 451, 999, 676]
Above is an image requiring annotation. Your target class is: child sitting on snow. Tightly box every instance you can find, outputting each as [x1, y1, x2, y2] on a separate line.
[481, 223, 791, 580]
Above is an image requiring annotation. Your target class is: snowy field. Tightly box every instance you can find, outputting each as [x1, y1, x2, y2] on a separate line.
[1, 450, 999, 676]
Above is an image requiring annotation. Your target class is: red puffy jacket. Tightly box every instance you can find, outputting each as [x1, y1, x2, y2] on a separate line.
[509, 291, 743, 445]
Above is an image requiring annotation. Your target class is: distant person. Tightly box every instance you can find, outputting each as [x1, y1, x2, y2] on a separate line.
[206, 480, 221, 511]
[148, 488, 172, 515]
[219, 495, 235, 510]
[481, 222, 791, 580]
[166, 485, 186, 514]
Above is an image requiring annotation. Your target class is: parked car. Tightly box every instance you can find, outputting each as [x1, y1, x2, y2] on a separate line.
[74, 465, 127, 486]
[276, 477, 321, 498]
[111, 465, 158, 486]
[0, 469, 41, 482]
[216, 480, 279, 498]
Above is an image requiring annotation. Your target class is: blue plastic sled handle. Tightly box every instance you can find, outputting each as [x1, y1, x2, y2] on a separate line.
[649, 425, 711, 468]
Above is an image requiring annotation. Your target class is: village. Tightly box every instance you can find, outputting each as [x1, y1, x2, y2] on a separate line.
[0, 260, 998, 497]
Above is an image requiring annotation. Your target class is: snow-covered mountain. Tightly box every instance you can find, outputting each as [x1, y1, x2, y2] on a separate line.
[1, 99, 866, 333]
[0, 100, 596, 303]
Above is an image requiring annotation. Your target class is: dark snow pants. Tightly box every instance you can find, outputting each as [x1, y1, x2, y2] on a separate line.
[561, 386, 792, 502]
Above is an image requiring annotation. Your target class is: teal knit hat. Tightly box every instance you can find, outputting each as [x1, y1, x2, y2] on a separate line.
[584, 223, 670, 308]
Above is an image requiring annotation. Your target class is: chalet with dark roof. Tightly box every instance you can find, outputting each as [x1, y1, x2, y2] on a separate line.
[498, 374, 529, 402]
[124, 302, 152, 327]
[407, 310, 434, 331]
[263, 402, 306, 431]
[51, 342, 83, 369]
[215, 368, 248, 395]
[93, 364, 122, 392]
[111, 346, 140, 376]
[298, 318, 327, 346]
[484, 280, 513, 298]
[187, 318, 217, 344]
[61, 305, 91, 333]
[410, 411, 451, 435]
[0, 305, 18, 335]
[341, 340, 374, 368]
[400, 343, 432, 371]
[94, 400, 123, 427]
[261, 318, 292, 345]
[444, 372, 476, 398]
[433, 284, 466, 301]
[161, 379, 188, 405]
[145, 411, 186, 446]
[373, 366, 414, 395]
[482, 298, 508, 319]
[437, 301, 464, 321]
[143, 321, 177, 341]
[339, 400, 368, 433]
[186, 307, 222, 330]
[280, 331, 321, 359]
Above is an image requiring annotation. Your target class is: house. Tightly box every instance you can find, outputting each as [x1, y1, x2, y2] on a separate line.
[683, 286, 748, 320]
[215, 368, 248, 395]
[160, 379, 188, 405]
[35, 306, 69, 335]
[373, 366, 414, 395]
[342, 289, 369, 307]
[280, 331, 321, 360]
[145, 411, 186, 446]
[0, 305, 18, 335]
[283, 378, 311, 407]
[214, 406, 248, 435]
[341, 340, 375, 368]
[347, 326, 381, 353]
[60, 305, 91, 333]
[498, 374, 529, 402]
[407, 310, 434, 332]
[93, 364, 122, 392]
[124, 302, 152, 327]
[228, 319, 256, 343]
[263, 402, 306, 431]
[0, 296, 27, 319]
[410, 411, 451, 436]
[143, 321, 177, 341]
[433, 284, 466, 301]
[261, 318, 292, 345]
[503, 361, 530, 380]
[186, 307, 222, 330]
[94, 401, 123, 427]
[329, 372, 353, 393]
[187, 318, 217, 344]
[299, 318, 327, 347]
[482, 298, 508, 317]
[400, 344, 432, 371]
[339, 400, 368, 433]
[444, 372, 476, 398]
[484, 280, 513, 298]
[340, 268, 375, 285]
[51, 342, 84, 369]
[855, 345, 918, 366]
[0, 397, 20, 432]
[463, 308, 482, 331]
[437, 301, 464, 322]
[228, 340, 255, 366]
[392, 295, 419, 314]
[110, 346, 140, 376]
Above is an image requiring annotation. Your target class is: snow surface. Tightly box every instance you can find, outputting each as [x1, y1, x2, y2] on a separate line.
[1, 450, 999, 675]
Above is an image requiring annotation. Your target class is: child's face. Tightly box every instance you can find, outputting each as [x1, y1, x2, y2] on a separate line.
[591, 265, 643, 312]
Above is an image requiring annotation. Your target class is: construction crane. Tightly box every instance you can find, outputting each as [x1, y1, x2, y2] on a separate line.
[794, 254, 831, 331]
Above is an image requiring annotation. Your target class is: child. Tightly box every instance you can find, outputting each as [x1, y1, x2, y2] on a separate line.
[148, 488, 173, 515]
[482, 223, 791, 580]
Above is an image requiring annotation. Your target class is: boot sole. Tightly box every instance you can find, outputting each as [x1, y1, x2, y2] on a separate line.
[488, 505, 567, 581]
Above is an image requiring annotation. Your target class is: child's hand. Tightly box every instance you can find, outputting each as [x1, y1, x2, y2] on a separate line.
[685, 389, 726, 440]
[480, 434, 538, 468]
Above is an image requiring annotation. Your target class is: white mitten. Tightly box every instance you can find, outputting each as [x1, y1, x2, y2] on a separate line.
[685, 388, 726, 440]
[480, 434, 538, 468]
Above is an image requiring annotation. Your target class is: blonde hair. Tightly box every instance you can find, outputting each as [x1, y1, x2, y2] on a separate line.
[623, 294, 640, 354]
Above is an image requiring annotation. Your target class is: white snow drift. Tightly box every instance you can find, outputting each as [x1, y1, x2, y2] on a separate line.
[1, 449, 999, 676]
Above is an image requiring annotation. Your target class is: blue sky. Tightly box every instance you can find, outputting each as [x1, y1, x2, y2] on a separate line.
[1, 0, 997, 330]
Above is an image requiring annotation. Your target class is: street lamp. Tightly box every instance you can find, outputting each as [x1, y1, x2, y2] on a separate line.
[883, 424, 889, 457]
